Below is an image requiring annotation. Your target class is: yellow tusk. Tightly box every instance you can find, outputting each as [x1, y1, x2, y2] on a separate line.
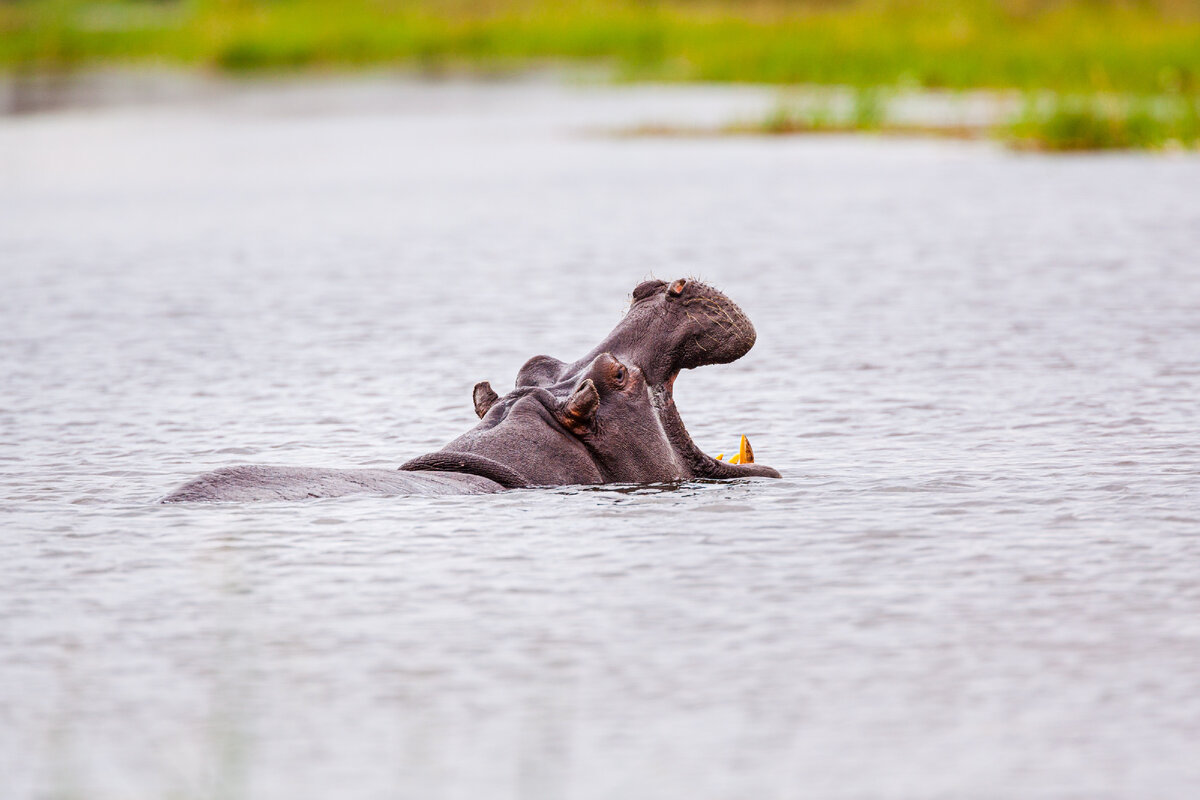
[719, 437, 755, 466]
[739, 435, 754, 464]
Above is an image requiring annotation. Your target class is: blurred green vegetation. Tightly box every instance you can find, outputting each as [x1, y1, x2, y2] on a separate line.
[709, 89, 1200, 149]
[4, 0, 1199, 149]
[1008, 93, 1200, 149]
[1, 0, 1198, 94]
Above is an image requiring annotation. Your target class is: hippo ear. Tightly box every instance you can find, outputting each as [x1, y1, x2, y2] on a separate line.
[559, 378, 599, 434]
[473, 381, 499, 419]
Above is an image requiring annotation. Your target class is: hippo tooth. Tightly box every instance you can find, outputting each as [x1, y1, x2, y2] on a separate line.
[739, 435, 754, 464]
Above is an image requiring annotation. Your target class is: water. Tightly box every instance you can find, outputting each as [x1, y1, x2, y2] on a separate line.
[2, 77, 1199, 800]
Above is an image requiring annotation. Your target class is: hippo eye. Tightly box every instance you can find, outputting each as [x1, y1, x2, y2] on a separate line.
[614, 366, 626, 384]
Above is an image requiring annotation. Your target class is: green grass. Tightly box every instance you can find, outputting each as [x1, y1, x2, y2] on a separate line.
[3, 1, 1200, 96]
[623, 88, 1200, 150]
[1008, 93, 1200, 150]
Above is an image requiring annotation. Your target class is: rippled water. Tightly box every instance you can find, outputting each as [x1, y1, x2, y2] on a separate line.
[3, 77, 1200, 800]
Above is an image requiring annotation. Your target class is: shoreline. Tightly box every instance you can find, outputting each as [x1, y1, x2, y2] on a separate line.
[5, 68, 1195, 153]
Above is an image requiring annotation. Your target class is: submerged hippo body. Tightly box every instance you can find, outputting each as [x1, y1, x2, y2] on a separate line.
[162, 466, 505, 502]
[162, 279, 779, 503]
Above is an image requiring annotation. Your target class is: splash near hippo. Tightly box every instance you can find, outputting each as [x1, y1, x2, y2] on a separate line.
[162, 279, 780, 502]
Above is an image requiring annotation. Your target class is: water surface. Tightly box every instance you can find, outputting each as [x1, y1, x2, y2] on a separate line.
[2, 78, 1199, 800]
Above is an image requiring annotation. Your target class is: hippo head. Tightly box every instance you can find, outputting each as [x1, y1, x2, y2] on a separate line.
[457, 279, 780, 485]
[405, 352, 683, 487]
[621, 279, 780, 479]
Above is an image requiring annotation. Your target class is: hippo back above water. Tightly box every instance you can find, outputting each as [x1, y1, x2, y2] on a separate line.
[162, 279, 779, 502]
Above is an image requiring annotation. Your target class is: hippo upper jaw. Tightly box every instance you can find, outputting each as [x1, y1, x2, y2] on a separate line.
[563, 278, 759, 389]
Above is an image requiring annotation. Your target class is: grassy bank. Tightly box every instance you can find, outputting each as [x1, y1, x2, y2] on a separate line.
[5, 1, 1199, 149]
[4, 1, 1200, 95]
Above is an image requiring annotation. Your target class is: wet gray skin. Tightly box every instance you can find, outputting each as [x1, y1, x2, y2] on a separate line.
[162, 279, 779, 502]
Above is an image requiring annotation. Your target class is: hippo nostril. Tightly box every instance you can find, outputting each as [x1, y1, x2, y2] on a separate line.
[667, 279, 687, 298]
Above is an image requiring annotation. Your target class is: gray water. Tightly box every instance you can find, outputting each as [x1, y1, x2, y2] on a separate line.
[2, 77, 1199, 800]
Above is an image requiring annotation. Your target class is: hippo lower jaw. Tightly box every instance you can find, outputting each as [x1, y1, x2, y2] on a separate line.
[651, 373, 782, 481]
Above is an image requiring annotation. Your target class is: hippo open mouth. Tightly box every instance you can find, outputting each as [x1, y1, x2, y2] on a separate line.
[502, 278, 781, 481]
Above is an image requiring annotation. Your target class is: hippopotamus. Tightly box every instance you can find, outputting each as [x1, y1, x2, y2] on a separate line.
[162, 278, 780, 502]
